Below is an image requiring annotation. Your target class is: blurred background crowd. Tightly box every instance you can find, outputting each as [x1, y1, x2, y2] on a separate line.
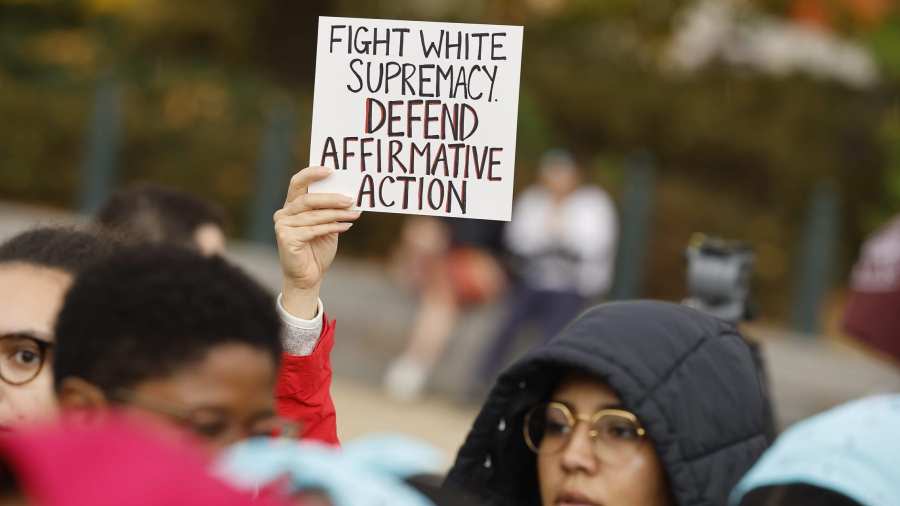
[2, 0, 899, 477]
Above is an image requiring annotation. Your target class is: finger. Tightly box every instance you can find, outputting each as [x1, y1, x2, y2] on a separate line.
[275, 193, 355, 221]
[284, 166, 333, 205]
[277, 193, 356, 219]
[276, 209, 362, 228]
[289, 222, 354, 243]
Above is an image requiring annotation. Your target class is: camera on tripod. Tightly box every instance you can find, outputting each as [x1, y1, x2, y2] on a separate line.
[683, 234, 755, 323]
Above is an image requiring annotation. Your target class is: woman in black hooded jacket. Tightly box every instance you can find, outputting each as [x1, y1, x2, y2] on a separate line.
[445, 301, 770, 506]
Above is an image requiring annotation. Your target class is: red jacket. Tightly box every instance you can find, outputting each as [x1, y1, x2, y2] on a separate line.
[275, 315, 339, 445]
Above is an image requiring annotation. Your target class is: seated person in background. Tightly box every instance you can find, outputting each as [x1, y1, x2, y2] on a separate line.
[0, 227, 117, 429]
[444, 301, 770, 506]
[729, 394, 900, 506]
[52, 246, 292, 451]
[95, 182, 227, 256]
[384, 216, 506, 401]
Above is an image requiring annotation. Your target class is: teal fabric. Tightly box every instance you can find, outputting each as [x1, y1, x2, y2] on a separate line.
[217, 434, 443, 506]
[730, 395, 900, 506]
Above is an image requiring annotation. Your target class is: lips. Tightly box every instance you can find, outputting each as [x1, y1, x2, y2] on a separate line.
[556, 490, 601, 506]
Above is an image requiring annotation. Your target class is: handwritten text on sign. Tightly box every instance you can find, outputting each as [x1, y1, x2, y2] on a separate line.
[309, 17, 523, 221]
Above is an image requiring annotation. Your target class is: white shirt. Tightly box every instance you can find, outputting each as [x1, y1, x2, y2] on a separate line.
[505, 186, 617, 297]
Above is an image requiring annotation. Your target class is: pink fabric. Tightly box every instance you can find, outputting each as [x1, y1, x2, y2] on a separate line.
[0, 417, 289, 506]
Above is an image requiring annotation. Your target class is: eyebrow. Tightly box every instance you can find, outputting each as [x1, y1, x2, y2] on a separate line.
[0, 329, 52, 340]
[551, 399, 626, 411]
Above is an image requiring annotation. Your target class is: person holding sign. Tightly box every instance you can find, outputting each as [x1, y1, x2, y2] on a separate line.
[276, 167, 769, 506]
[273, 167, 363, 445]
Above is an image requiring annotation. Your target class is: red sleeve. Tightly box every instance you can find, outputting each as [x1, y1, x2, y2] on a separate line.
[275, 315, 339, 446]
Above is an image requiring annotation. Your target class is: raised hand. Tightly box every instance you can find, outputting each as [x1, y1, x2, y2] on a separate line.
[274, 166, 361, 318]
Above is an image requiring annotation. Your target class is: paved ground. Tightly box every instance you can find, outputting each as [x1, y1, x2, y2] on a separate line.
[3, 201, 898, 463]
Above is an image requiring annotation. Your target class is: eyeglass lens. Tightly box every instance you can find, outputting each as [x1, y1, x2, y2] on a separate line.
[0, 335, 48, 385]
[526, 403, 644, 462]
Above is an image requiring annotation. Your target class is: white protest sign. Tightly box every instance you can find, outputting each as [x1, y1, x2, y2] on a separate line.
[309, 16, 523, 221]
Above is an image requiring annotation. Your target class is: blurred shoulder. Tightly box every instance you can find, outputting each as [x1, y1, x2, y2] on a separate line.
[569, 186, 615, 212]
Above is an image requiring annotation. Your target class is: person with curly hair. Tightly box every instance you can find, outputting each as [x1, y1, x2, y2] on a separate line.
[52, 246, 288, 450]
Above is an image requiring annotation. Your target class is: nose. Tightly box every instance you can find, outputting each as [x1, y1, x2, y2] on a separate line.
[559, 422, 598, 474]
[211, 428, 247, 451]
[0, 385, 19, 427]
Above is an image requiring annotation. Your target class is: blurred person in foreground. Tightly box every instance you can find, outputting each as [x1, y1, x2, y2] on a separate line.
[0, 416, 287, 506]
[0, 227, 117, 429]
[445, 301, 769, 506]
[384, 216, 506, 401]
[474, 149, 617, 390]
[95, 182, 227, 256]
[843, 214, 900, 366]
[729, 395, 900, 506]
[219, 434, 480, 506]
[52, 246, 295, 451]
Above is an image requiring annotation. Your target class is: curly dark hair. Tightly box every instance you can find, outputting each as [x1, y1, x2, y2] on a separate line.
[53, 245, 281, 394]
[94, 183, 226, 250]
[0, 226, 118, 274]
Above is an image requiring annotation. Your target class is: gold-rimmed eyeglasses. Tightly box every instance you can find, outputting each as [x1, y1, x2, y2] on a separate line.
[524, 401, 647, 462]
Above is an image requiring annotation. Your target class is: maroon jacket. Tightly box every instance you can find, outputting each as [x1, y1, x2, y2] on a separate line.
[844, 216, 900, 365]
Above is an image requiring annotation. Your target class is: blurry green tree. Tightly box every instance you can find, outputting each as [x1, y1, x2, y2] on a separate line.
[0, 0, 897, 321]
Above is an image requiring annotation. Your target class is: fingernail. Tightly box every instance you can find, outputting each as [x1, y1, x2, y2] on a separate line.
[340, 195, 354, 205]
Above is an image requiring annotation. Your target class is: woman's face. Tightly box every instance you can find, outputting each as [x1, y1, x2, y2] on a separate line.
[537, 374, 672, 506]
[0, 263, 68, 429]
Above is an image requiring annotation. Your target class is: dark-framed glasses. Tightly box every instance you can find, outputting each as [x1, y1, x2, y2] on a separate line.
[112, 389, 300, 444]
[524, 401, 647, 462]
[0, 333, 53, 386]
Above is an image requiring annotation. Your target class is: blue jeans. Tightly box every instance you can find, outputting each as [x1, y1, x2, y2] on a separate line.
[477, 284, 586, 383]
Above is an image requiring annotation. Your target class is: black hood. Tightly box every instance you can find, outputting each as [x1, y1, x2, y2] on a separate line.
[446, 301, 769, 506]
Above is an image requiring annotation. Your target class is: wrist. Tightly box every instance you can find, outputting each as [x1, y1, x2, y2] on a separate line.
[281, 281, 321, 320]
